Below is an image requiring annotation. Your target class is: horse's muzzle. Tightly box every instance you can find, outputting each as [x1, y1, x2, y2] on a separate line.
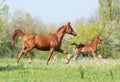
[73, 32, 77, 36]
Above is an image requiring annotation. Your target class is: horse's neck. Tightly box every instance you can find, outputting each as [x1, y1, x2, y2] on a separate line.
[55, 27, 65, 42]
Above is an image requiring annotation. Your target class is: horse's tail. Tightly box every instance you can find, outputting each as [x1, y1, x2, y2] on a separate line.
[12, 29, 25, 45]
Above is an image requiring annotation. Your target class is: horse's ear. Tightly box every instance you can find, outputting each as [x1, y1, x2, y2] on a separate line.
[68, 22, 70, 25]
[97, 36, 99, 38]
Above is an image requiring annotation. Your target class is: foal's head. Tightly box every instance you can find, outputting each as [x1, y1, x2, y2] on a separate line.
[64, 22, 77, 36]
[95, 36, 103, 44]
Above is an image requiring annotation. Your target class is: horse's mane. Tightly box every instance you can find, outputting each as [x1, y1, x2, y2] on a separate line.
[56, 25, 64, 32]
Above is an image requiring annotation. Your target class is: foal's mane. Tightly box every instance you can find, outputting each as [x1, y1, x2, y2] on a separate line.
[90, 37, 97, 44]
[91, 37, 99, 44]
[91, 39, 95, 43]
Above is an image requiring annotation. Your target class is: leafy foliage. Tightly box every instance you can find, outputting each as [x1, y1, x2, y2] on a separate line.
[0, 0, 9, 15]
[71, 21, 104, 44]
[0, 0, 120, 59]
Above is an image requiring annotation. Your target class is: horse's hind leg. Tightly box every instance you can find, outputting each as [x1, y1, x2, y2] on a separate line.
[23, 47, 33, 63]
[16, 46, 33, 65]
[25, 53, 32, 63]
[16, 49, 24, 65]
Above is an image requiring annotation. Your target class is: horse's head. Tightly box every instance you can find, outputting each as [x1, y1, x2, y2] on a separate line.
[64, 22, 77, 36]
[96, 36, 103, 44]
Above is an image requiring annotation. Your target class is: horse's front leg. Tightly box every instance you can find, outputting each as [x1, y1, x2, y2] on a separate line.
[56, 49, 68, 64]
[46, 48, 54, 65]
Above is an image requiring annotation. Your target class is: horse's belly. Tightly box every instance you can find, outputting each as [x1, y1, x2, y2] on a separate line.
[34, 35, 50, 50]
[35, 41, 50, 50]
[35, 45, 50, 51]
[81, 48, 91, 53]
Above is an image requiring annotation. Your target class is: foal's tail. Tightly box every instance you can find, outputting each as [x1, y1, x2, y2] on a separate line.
[71, 43, 78, 47]
[12, 29, 25, 45]
[71, 43, 85, 48]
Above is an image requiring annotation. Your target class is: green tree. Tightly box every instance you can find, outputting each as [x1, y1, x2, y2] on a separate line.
[10, 10, 46, 33]
[0, 0, 9, 15]
[98, 0, 120, 58]
[98, 0, 120, 26]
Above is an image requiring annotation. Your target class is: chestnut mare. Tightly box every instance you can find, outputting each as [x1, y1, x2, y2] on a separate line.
[12, 22, 77, 65]
[66, 36, 103, 64]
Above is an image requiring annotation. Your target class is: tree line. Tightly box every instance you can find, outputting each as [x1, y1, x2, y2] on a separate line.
[0, 0, 120, 59]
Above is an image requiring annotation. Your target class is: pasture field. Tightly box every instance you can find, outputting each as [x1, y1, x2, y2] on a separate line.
[0, 58, 120, 82]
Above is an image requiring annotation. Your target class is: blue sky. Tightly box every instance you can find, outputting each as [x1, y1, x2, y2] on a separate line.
[6, 0, 99, 23]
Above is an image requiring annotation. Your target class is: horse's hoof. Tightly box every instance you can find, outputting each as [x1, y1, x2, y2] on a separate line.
[66, 61, 68, 64]
[45, 63, 48, 66]
[15, 63, 18, 65]
[66, 62, 69, 64]
[65, 60, 69, 64]
[28, 59, 32, 63]
[45, 61, 49, 66]
[98, 54, 102, 59]
[29, 62, 31, 64]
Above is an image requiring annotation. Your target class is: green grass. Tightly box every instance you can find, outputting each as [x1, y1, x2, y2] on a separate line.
[0, 58, 120, 82]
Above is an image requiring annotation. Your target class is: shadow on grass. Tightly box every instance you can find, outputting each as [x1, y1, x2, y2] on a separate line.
[0, 64, 24, 71]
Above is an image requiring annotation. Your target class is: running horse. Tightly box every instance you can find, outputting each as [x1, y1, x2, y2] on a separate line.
[12, 22, 77, 65]
[66, 36, 103, 64]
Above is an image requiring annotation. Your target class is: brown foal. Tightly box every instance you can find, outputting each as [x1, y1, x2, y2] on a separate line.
[12, 22, 77, 65]
[66, 36, 103, 64]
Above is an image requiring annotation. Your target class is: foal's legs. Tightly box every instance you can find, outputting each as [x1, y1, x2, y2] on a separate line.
[66, 48, 81, 64]
[46, 48, 54, 65]
[91, 51, 97, 60]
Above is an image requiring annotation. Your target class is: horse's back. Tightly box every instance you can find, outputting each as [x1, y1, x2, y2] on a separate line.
[35, 34, 50, 46]
[22, 34, 36, 47]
